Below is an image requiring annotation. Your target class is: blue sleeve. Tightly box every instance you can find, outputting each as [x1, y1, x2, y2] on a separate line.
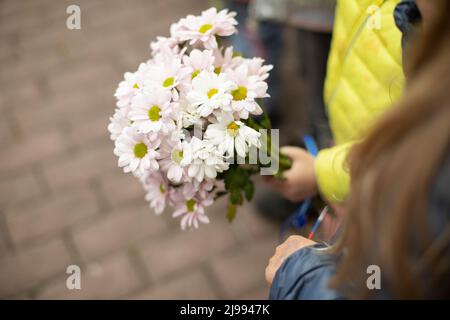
[269, 244, 344, 300]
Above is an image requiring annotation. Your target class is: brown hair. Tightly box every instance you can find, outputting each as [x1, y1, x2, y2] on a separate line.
[330, 0, 450, 298]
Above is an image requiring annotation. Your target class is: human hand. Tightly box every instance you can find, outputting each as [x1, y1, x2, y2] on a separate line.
[265, 146, 318, 202]
[265, 235, 316, 285]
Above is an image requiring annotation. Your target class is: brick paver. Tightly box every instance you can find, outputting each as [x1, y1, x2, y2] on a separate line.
[36, 253, 142, 299]
[72, 204, 168, 261]
[0, 238, 73, 297]
[5, 188, 101, 246]
[0, 0, 305, 299]
[130, 270, 219, 300]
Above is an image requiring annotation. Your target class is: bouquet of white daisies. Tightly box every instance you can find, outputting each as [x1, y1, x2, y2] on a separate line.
[109, 7, 291, 230]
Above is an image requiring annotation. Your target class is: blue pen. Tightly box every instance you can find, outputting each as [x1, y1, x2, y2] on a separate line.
[303, 134, 319, 157]
[292, 134, 318, 227]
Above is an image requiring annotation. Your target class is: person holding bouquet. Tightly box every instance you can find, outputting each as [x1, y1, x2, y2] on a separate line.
[266, 0, 411, 239]
[266, 0, 450, 299]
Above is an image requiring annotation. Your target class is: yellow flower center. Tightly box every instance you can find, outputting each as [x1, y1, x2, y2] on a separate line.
[163, 77, 174, 87]
[171, 149, 184, 164]
[186, 199, 196, 212]
[231, 86, 247, 101]
[207, 88, 219, 99]
[214, 66, 221, 74]
[198, 23, 213, 34]
[227, 122, 240, 137]
[133, 83, 139, 89]
[133, 143, 148, 159]
[159, 183, 165, 194]
[148, 105, 161, 121]
[191, 69, 200, 79]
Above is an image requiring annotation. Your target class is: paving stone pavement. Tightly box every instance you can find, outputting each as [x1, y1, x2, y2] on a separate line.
[0, 0, 307, 299]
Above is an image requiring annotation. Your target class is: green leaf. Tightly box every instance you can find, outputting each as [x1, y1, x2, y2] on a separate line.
[260, 112, 272, 130]
[227, 203, 237, 223]
[223, 166, 234, 190]
[244, 181, 254, 201]
[222, 165, 254, 207]
[243, 117, 261, 130]
[230, 189, 242, 205]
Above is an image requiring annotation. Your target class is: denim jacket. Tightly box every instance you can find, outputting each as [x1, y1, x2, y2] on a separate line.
[269, 244, 343, 299]
[270, 150, 450, 299]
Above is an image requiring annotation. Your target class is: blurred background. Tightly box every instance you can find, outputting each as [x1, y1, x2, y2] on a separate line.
[0, 0, 335, 299]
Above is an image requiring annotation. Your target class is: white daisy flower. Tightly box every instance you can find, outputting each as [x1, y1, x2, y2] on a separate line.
[150, 32, 180, 56]
[204, 112, 261, 158]
[182, 49, 215, 80]
[108, 108, 131, 141]
[187, 70, 235, 117]
[180, 108, 202, 129]
[176, 8, 237, 49]
[114, 127, 160, 176]
[182, 137, 229, 182]
[226, 64, 269, 119]
[170, 126, 188, 143]
[159, 139, 189, 183]
[192, 180, 215, 199]
[142, 172, 170, 215]
[243, 57, 273, 81]
[213, 46, 244, 73]
[172, 179, 214, 201]
[129, 89, 175, 135]
[175, 95, 203, 129]
[115, 63, 148, 109]
[146, 53, 191, 96]
[171, 193, 213, 230]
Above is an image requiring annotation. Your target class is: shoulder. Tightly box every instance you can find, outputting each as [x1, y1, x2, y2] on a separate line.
[269, 244, 344, 300]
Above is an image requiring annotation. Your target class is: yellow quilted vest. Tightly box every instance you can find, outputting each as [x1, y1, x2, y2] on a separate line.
[315, 0, 405, 202]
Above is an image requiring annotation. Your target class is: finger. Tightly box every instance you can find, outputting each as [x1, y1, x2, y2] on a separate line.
[287, 235, 302, 243]
[280, 146, 304, 159]
[265, 266, 274, 285]
[281, 168, 297, 181]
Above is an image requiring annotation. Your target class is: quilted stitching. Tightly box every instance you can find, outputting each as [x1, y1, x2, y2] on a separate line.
[314, 0, 405, 202]
[325, 0, 404, 143]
